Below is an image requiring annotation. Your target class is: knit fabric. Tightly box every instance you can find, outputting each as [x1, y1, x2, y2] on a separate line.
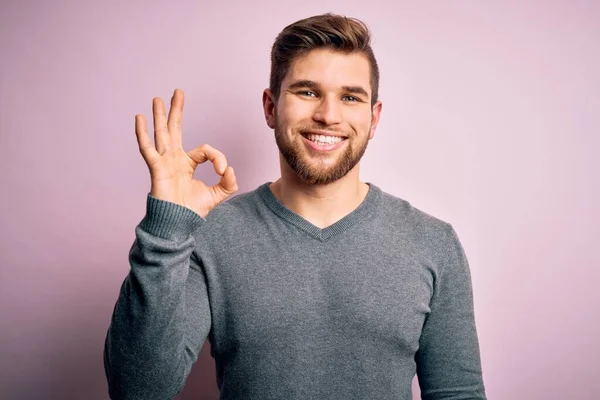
[104, 182, 486, 399]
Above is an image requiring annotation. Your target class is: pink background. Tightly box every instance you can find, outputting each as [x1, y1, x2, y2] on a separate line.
[1, 1, 598, 399]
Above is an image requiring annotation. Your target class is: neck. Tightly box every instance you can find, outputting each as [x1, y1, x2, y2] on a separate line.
[269, 161, 369, 229]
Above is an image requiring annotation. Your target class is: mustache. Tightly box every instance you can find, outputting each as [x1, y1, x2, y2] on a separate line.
[294, 124, 349, 135]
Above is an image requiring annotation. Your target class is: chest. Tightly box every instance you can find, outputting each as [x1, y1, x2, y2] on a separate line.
[204, 234, 435, 358]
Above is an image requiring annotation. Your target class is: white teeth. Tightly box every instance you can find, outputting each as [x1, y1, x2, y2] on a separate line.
[307, 134, 344, 145]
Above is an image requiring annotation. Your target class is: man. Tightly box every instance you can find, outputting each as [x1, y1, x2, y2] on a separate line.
[104, 13, 486, 400]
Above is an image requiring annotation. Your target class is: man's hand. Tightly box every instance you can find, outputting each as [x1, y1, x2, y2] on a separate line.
[135, 88, 238, 218]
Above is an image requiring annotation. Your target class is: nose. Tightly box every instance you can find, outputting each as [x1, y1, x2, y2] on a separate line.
[312, 96, 342, 126]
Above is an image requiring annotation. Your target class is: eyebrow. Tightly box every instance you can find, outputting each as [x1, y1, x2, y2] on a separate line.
[287, 80, 370, 98]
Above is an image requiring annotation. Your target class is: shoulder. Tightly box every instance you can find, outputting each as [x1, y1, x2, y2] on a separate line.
[374, 187, 469, 283]
[202, 186, 263, 230]
[375, 186, 460, 259]
[377, 187, 453, 235]
[193, 185, 266, 252]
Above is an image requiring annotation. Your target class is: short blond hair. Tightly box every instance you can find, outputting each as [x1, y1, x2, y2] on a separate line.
[269, 13, 380, 106]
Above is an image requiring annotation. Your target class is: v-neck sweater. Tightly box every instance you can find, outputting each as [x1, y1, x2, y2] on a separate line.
[104, 182, 486, 400]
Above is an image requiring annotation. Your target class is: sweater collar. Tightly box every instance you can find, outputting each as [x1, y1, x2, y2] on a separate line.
[257, 181, 382, 242]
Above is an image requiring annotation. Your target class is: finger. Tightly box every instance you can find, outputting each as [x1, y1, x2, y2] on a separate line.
[213, 166, 239, 200]
[152, 97, 170, 154]
[167, 89, 184, 148]
[135, 114, 159, 164]
[187, 144, 227, 175]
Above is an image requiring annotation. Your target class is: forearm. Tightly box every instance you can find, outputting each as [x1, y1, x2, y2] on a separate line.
[104, 195, 211, 399]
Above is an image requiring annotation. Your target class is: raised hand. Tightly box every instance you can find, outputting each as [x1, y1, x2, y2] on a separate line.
[135, 88, 238, 218]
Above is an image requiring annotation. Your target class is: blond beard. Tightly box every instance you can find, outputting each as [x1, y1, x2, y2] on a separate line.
[273, 117, 371, 185]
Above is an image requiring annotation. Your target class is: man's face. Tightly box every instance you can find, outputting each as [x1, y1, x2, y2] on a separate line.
[265, 48, 382, 185]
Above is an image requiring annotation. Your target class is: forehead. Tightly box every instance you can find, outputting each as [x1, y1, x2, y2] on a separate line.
[282, 48, 371, 93]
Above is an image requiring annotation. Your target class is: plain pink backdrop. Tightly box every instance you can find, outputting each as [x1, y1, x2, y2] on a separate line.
[1, 1, 598, 399]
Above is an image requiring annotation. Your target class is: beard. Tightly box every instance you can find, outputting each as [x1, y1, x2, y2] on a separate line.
[274, 116, 371, 185]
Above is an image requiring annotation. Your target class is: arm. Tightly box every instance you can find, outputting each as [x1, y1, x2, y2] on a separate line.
[103, 194, 211, 400]
[416, 225, 487, 399]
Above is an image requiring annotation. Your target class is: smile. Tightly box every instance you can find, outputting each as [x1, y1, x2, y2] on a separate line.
[304, 133, 344, 145]
[301, 133, 348, 152]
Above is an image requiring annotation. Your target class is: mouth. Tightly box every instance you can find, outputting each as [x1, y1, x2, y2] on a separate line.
[301, 131, 348, 144]
[300, 132, 348, 152]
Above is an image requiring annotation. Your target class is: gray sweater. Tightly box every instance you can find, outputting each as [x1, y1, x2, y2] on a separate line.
[104, 182, 486, 399]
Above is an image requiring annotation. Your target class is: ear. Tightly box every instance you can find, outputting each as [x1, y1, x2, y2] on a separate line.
[368, 100, 383, 140]
[262, 89, 276, 129]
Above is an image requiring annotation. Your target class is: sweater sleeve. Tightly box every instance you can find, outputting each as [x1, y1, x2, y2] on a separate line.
[415, 225, 487, 399]
[103, 194, 212, 400]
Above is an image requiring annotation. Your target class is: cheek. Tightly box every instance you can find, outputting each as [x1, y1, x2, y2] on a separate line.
[281, 99, 314, 120]
[346, 111, 373, 133]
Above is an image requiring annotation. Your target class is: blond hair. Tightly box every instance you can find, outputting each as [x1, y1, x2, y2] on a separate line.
[269, 13, 380, 106]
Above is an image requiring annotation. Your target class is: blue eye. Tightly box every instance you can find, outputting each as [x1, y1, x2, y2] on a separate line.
[299, 91, 316, 97]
